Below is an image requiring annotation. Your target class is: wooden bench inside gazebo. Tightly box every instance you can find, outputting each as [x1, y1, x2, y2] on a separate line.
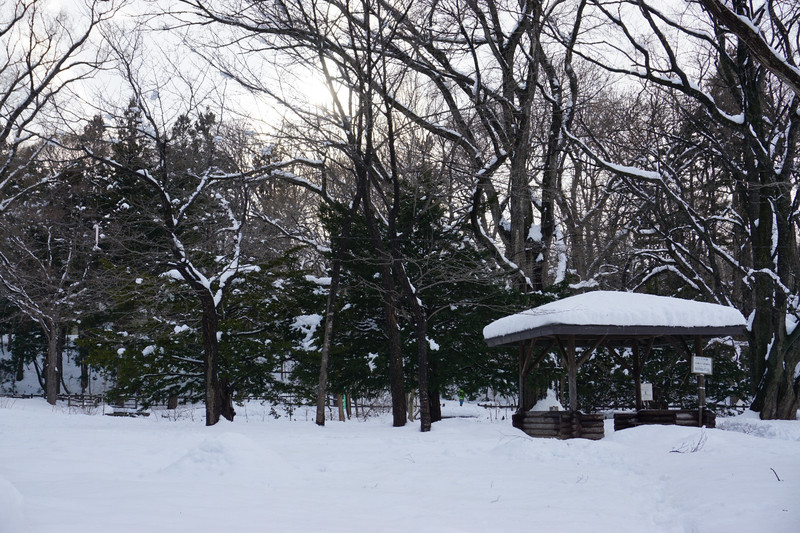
[483, 291, 746, 440]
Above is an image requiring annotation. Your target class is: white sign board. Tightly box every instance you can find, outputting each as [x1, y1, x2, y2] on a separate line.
[691, 356, 713, 375]
[640, 382, 653, 402]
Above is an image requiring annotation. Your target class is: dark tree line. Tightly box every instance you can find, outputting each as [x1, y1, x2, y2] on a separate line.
[1, 0, 798, 423]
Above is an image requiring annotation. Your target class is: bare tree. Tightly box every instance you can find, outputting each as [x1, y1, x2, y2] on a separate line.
[569, 0, 800, 419]
[0, 137, 104, 404]
[696, 0, 800, 96]
[92, 30, 319, 424]
[0, 0, 118, 213]
[0, 1, 119, 403]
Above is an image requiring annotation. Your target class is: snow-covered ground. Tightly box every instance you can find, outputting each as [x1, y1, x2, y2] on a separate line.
[0, 399, 797, 533]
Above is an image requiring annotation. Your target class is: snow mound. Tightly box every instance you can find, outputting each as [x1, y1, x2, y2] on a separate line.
[0, 475, 30, 533]
[530, 389, 563, 411]
[717, 411, 800, 442]
[156, 431, 294, 481]
[439, 400, 484, 418]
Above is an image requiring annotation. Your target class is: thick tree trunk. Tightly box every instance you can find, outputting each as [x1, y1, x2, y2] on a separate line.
[747, 186, 775, 397]
[43, 321, 59, 405]
[15, 347, 24, 382]
[742, 136, 799, 419]
[392, 238, 431, 431]
[78, 329, 89, 394]
[199, 293, 233, 426]
[507, 150, 538, 290]
[359, 163, 406, 427]
[428, 359, 442, 423]
[752, 312, 800, 419]
[412, 310, 431, 432]
[57, 326, 68, 394]
[737, 41, 800, 420]
[383, 285, 407, 427]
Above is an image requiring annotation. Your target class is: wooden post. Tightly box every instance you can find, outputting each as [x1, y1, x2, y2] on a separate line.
[566, 336, 578, 412]
[695, 335, 705, 427]
[633, 341, 642, 411]
[518, 342, 526, 412]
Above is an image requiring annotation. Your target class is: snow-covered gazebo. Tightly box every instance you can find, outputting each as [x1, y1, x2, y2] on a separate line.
[483, 291, 747, 439]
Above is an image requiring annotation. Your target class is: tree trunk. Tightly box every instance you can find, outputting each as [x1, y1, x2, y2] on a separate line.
[359, 168, 406, 427]
[315, 264, 341, 426]
[78, 329, 89, 394]
[57, 326, 69, 395]
[507, 148, 538, 290]
[199, 293, 233, 426]
[392, 240, 431, 431]
[383, 281, 407, 427]
[15, 347, 24, 382]
[43, 320, 59, 405]
[429, 387, 442, 423]
[428, 358, 442, 423]
[407, 391, 416, 422]
[412, 308, 431, 432]
[737, 40, 800, 420]
[743, 148, 799, 419]
[337, 394, 345, 421]
[315, 195, 360, 426]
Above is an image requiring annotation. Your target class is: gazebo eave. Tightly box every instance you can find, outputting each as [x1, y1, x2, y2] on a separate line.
[484, 324, 747, 348]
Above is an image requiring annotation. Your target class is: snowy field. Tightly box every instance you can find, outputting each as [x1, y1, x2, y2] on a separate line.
[1, 399, 798, 533]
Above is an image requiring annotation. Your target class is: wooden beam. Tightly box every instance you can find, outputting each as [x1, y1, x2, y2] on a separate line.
[523, 339, 555, 378]
[577, 335, 607, 367]
[642, 336, 655, 363]
[566, 335, 578, 412]
[521, 339, 536, 379]
[518, 341, 528, 412]
[554, 335, 569, 367]
[633, 341, 642, 411]
[607, 345, 633, 373]
[666, 336, 692, 360]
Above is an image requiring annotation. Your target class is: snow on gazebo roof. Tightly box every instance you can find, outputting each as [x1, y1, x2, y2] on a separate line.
[483, 291, 747, 347]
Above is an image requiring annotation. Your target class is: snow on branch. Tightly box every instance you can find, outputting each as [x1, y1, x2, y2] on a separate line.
[696, 0, 800, 97]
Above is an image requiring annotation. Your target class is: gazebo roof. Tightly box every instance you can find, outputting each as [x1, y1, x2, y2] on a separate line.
[483, 291, 747, 347]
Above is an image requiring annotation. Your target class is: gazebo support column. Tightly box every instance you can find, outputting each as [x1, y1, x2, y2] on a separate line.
[568, 336, 578, 412]
[633, 342, 642, 411]
[555, 335, 579, 412]
[518, 341, 528, 412]
[555, 334, 604, 413]
[695, 335, 706, 427]
[517, 339, 553, 412]
[632, 338, 655, 411]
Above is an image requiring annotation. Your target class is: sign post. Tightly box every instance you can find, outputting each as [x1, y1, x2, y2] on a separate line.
[692, 336, 713, 427]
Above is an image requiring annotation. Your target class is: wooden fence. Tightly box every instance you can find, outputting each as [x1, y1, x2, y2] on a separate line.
[512, 410, 605, 440]
[613, 409, 716, 431]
